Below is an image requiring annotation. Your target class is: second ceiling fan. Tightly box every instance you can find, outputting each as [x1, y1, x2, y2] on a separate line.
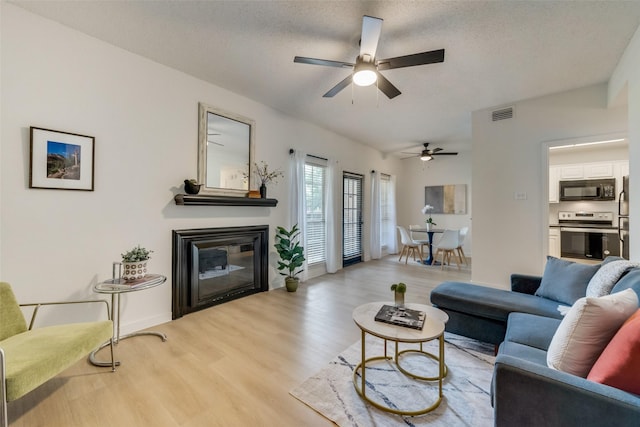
[294, 15, 445, 99]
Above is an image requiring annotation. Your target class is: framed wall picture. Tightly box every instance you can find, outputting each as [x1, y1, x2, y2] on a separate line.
[425, 184, 467, 214]
[30, 127, 95, 191]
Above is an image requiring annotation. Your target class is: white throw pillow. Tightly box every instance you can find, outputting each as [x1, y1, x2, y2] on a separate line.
[586, 261, 640, 297]
[547, 288, 638, 377]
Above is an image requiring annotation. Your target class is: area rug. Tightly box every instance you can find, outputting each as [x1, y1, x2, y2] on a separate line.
[290, 333, 495, 427]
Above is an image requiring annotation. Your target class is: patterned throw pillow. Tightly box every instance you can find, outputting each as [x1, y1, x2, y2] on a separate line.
[586, 260, 640, 297]
[546, 289, 638, 377]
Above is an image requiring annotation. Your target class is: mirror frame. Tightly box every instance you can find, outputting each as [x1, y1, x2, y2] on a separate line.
[198, 102, 255, 197]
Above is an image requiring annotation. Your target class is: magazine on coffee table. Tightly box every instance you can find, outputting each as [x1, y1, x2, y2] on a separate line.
[374, 304, 426, 330]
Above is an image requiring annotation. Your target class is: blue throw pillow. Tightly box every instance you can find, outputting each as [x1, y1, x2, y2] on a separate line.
[535, 256, 600, 305]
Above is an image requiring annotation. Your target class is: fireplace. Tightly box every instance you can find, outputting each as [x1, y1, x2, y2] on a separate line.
[172, 226, 269, 319]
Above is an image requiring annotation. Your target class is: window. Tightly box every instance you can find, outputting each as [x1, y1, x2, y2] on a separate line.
[380, 174, 393, 249]
[305, 160, 326, 264]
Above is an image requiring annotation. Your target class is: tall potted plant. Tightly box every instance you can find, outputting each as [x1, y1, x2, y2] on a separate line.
[274, 224, 305, 292]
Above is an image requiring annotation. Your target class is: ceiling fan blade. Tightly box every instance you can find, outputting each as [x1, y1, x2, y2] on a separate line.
[323, 75, 353, 98]
[432, 152, 458, 155]
[360, 16, 383, 58]
[294, 56, 354, 69]
[375, 72, 401, 99]
[431, 147, 443, 153]
[377, 48, 445, 70]
[400, 155, 418, 160]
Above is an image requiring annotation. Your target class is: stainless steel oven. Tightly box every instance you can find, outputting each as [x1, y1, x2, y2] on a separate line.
[558, 211, 620, 260]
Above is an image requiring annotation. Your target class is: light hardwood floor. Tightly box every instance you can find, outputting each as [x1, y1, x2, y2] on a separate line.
[8, 256, 471, 426]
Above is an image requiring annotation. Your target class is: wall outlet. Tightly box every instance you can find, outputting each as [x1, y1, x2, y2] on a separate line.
[514, 191, 527, 200]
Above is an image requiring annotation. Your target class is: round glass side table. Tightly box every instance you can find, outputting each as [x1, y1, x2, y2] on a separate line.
[89, 270, 167, 367]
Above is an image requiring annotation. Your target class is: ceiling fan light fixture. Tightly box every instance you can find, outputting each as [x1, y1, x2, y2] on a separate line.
[420, 153, 433, 161]
[353, 62, 377, 86]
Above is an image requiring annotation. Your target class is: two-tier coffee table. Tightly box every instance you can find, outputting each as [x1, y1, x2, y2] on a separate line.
[352, 301, 449, 416]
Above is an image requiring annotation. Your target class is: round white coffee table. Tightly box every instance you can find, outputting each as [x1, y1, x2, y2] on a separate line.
[352, 301, 449, 416]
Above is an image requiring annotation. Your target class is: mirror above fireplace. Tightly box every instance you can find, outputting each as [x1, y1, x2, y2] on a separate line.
[197, 103, 255, 196]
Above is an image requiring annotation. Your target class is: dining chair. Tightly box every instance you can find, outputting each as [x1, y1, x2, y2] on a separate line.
[397, 226, 423, 264]
[433, 229, 463, 270]
[409, 225, 430, 258]
[456, 226, 469, 265]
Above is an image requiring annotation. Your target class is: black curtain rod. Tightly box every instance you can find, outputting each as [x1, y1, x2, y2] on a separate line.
[288, 149, 327, 161]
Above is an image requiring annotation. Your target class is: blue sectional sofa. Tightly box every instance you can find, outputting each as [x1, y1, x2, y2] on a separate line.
[430, 257, 640, 427]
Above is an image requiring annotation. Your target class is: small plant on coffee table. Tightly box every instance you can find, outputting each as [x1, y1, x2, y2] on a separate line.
[390, 282, 407, 307]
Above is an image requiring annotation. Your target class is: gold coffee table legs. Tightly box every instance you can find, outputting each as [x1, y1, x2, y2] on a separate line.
[352, 332, 447, 416]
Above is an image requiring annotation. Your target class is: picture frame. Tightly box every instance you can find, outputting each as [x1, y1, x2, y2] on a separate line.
[424, 184, 467, 214]
[30, 127, 95, 191]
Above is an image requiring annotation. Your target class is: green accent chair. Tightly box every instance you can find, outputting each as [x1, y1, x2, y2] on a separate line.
[0, 282, 114, 427]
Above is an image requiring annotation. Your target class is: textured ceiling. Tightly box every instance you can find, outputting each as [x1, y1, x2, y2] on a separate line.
[11, 1, 640, 155]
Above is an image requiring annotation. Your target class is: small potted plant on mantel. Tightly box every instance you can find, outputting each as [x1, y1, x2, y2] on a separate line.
[121, 245, 153, 281]
[274, 224, 305, 292]
[390, 282, 407, 307]
[244, 161, 284, 198]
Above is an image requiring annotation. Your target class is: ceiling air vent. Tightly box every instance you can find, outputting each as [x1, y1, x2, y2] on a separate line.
[491, 107, 514, 122]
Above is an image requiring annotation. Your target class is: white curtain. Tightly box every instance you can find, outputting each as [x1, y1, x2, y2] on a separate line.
[370, 171, 382, 259]
[288, 150, 308, 281]
[385, 175, 399, 254]
[325, 158, 341, 273]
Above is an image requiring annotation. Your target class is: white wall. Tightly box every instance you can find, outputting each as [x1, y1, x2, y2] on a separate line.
[0, 4, 402, 333]
[610, 24, 640, 264]
[396, 149, 473, 256]
[472, 84, 627, 288]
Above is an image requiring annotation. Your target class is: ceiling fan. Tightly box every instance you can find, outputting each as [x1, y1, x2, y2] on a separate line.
[401, 143, 458, 161]
[294, 15, 445, 99]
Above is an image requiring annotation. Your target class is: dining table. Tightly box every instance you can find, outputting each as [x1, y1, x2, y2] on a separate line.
[412, 228, 445, 265]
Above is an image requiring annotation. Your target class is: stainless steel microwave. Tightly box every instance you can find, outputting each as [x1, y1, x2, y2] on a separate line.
[559, 179, 616, 201]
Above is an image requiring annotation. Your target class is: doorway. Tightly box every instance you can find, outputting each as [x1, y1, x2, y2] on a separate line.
[343, 172, 363, 267]
[546, 136, 629, 261]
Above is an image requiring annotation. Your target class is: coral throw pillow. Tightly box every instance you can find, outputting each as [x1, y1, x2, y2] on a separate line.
[587, 309, 640, 394]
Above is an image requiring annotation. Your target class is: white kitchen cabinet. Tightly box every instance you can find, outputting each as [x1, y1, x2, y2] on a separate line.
[549, 228, 560, 258]
[559, 165, 584, 180]
[584, 163, 614, 178]
[549, 166, 560, 203]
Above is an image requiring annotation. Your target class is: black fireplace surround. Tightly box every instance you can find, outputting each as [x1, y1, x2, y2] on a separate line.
[172, 226, 269, 319]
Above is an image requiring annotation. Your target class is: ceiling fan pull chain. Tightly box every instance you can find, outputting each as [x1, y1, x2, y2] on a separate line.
[351, 80, 354, 105]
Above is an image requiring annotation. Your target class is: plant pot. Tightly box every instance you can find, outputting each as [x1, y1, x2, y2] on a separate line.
[425, 223, 432, 232]
[259, 183, 267, 198]
[122, 260, 148, 281]
[394, 290, 405, 308]
[285, 277, 299, 292]
[184, 180, 202, 195]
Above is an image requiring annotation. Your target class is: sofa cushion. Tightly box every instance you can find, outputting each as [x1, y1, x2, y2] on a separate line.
[498, 340, 548, 367]
[504, 313, 561, 351]
[611, 268, 640, 297]
[430, 281, 566, 322]
[535, 256, 600, 305]
[586, 260, 639, 297]
[587, 309, 640, 394]
[546, 288, 638, 378]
